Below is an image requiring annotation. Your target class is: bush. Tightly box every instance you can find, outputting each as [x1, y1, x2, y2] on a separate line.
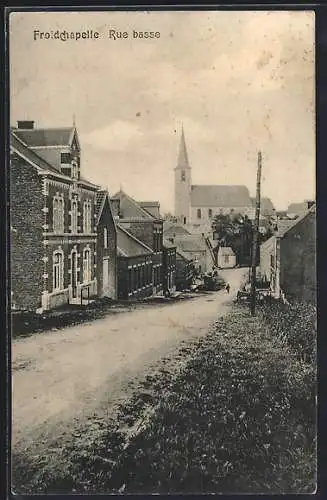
[260, 300, 316, 364]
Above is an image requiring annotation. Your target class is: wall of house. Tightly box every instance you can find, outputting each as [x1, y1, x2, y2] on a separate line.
[218, 253, 236, 269]
[176, 255, 193, 291]
[163, 247, 176, 293]
[121, 220, 164, 294]
[10, 158, 44, 311]
[280, 212, 316, 304]
[191, 205, 255, 224]
[118, 255, 153, 300]
[97, 198, 117, 300]
[260, 237, 276, 284]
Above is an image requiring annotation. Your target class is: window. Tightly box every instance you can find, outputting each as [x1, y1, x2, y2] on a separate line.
[53, 195, 64, 233]
[197, 208, 202, 219]
[104, 227, 108, 249]
[53, 251, 64, 291]
[71, 199, 78, 233]
[72, 161, 77, 180]
[83, 200, 92, 233]
[224, 255, 229, 264]
[208, 208, 213, 219]
[83, 248, 92, 282]
[181, 170, 186, 182]
[61, 152, 71, 164]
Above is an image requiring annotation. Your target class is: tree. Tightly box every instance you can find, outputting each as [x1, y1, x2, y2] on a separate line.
[212, 213, 254, 266]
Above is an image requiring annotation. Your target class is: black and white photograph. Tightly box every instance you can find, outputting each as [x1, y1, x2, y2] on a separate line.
[9, 9, 316, 494]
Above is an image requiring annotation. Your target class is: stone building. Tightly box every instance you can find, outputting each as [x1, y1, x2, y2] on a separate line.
[260, 205, 316, 304]
[10, 121, 117, 312]
[111, 189, 166, 296]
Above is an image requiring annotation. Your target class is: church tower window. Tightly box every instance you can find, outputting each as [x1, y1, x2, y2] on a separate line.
[181, 170, 186, 182]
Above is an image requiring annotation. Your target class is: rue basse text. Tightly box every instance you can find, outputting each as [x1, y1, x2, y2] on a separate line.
[108, 29, 160, 40]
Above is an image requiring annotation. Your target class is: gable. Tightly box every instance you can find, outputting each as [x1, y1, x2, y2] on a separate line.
[191, 185, 252, 208]
[112, 191, 155, 220]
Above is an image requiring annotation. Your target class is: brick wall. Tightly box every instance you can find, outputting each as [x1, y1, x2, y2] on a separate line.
[118, 255, 153, 300]
[10, 158, 44, 311]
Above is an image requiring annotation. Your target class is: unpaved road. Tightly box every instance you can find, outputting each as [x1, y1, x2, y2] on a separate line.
[12, 268, 247, 454]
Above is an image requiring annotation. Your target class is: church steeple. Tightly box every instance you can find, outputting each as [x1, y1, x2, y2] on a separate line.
[177, 123, 190, 169]
[174, 124, 192, 224]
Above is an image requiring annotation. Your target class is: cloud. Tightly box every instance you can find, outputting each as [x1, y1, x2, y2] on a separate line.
[81, 120, 144, 151]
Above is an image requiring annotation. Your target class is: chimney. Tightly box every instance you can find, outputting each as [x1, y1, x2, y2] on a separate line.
[17, 120, 34, 129]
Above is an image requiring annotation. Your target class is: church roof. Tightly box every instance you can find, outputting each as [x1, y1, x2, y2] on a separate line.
[190, 185, 252, 208]
[176, 125, 190, 169]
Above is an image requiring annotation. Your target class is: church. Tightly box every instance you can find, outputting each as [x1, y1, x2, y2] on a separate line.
[174, 126, 255, 230]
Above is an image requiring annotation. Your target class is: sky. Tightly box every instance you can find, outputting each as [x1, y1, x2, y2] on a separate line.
[9, 10, 315, 212]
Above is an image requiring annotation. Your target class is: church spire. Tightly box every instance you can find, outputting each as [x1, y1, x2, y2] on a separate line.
[177, 123, 190, 169]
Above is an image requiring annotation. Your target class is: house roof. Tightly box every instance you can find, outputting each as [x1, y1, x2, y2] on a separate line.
[11, 131, 69, 178]
[163, 223, 191, 237]
[190, 185, 251, 208]
[218, 246, 235, 256]
[261, 205, 315, 244]
[117, 224, 153, 258]
[174, 236, 207, 253]
[13, 127, 75, 147]
[163, 238, 176, 249]
[176, 247, 193, 261]
[278, 205, 315, 238]
[112, 190, 158, 220]
[11, 129, 100, 189]
[287, 202, 308, 215]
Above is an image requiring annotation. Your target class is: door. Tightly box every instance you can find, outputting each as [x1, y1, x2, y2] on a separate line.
[71, 251, 78, 299]
[103, 258, 109, 296]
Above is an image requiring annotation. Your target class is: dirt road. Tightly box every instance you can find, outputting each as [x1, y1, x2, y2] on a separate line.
[12, 268, 247, 454]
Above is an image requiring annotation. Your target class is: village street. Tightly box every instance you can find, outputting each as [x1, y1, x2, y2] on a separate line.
[12, 268, 247, 458]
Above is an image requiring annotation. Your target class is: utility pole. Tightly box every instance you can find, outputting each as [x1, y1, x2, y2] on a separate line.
[250, 151, 262, 316]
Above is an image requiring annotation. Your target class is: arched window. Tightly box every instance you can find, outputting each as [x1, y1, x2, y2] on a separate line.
[197, 208, 202, 219]
[83, 200, 92, 233]
[83, 248, 92, 282]
[53, 195, 64, 233]
[181, 170, 186, 182]
[104, 227, 108, 249]
[208, 208, 213, 219]
[53, 250, 64, 291]
[71, 199, 78, 233]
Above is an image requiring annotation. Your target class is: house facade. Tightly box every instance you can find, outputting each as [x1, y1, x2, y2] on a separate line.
[217, 246, 236, 269]
[163, 239, 177, 295]
[95, 190, 118, 300]
[260, 205, 316, 304]
[116, 225, 153, 300]
[10, 121, 111, 312]
[111, 190, 165, 296]
[175, 249, 194, 291]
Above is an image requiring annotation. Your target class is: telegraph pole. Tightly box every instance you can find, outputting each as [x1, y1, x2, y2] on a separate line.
[250, 151, 262, 316]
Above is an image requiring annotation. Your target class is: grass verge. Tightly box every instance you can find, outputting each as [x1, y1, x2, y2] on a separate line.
[12, 304, 316, 494]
